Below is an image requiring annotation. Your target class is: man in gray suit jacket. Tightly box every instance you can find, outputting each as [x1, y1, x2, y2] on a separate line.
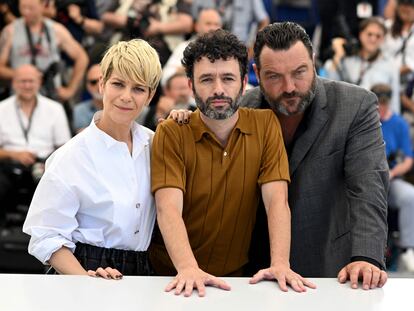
[243, 22, 389, 290]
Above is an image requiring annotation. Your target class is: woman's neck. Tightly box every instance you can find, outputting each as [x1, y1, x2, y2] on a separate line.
[96, 114, 133, 153]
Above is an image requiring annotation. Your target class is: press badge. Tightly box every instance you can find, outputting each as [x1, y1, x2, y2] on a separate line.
[357, 2, 373, 18]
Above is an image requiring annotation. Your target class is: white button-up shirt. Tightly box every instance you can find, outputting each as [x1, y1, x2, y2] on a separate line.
[23, 112, 155, 264]
[0, 94, 71, 158]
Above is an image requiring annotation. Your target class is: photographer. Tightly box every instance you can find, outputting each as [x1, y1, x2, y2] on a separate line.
[0, 0, 88, 102]
[324, 16, 401, 114]
[0, 64, 70, 224]
[372, 83, 414, 272]
[47, 0, 103, 43]
[101, 0, 193, 65]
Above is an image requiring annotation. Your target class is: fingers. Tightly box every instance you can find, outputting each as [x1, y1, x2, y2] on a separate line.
[174, 280, 186, 295]
[378, 271, 388, 288]
[165, 278, 178, 292]
[205, 276, 231, 291]
[289, 278, 305, 292]
[301, 277, 317, 289]
[337, 267, 347, 283]
[93, 267, 123, 280]
[104, 267, 123, 280]
[169, 109, 192, 124]
[349, 266, 361, 289]
[370, 269, 381, 289]
[249, 270, 266, 284]
[361, 267, 373, 290]
[195, 279, 206, 297]
[277, 276, 288, 292]
[184, 280, 195, 297]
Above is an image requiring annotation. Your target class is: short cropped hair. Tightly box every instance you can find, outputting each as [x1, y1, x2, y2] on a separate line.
[359, 16, 386, 35]
[181, 29, 248, 81]
[254, 22, 313, 69]
[100, 39, 162, 93]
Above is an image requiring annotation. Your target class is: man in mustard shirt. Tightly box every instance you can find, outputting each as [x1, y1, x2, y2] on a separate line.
[150, 29, 316, 296]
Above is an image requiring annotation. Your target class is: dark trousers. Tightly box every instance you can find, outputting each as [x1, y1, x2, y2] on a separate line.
[0, 161, 36, 225]
[74, 242, 154, 276]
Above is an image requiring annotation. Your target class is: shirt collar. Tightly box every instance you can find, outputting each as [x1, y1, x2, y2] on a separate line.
[89, 111, 151, 151]
[190, 108, 253, 142]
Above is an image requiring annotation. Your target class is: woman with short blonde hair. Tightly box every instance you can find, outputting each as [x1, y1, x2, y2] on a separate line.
[23, 39, 162, 278]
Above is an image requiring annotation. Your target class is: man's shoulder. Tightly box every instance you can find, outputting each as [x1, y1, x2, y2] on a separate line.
[74, 100, 93, 113]
[240, 87, 263, 108]
[0, 95, 15, 111]
[239, 107, 274, 120]
[37, 95, 65, 112]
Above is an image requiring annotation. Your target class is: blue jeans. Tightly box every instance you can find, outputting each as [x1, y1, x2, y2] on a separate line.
[388, 178, 414, 248]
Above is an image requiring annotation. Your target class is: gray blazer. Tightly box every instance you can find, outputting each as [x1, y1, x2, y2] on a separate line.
[242, 77, 389, 277]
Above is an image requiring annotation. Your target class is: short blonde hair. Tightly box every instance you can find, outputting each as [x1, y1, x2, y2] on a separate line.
[100, 39, 162, 93]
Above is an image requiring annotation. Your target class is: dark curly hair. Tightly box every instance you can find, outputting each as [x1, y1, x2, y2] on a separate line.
[254, 22, 313, 69]
[181, 29, 248, 82]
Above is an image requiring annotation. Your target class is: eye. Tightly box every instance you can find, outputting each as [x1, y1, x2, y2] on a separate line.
[267, 74, 280, 81]
[294, 69, 307, 78]
[200, 77, 212, 83]
[111, 81, 123, 87]
[133, 86, 146, 93]
[223, 76, 235, 82]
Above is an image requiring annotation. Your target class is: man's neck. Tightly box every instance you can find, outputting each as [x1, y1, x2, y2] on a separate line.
[25, 17, 43, 30]
[200, 110, 239, 147]
[17, 96, 37, 118]
[277, 113, 304, 147]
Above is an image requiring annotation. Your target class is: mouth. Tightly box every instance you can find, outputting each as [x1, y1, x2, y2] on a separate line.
[114, 105, 133, 111]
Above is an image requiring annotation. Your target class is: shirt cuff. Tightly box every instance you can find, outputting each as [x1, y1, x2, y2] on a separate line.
[351, 256, 384, 270]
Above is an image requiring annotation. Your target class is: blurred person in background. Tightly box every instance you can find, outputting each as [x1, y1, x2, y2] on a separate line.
[73, 64, 103, 133]
[372, 83, 414, 272]
[161, 8, 222, 87]
[324, 17, 400, 114]
[0, 64, 71, 223]
[0, 0, 88, 102]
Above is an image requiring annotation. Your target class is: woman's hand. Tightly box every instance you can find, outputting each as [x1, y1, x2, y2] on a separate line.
[87, 267, 123, 280]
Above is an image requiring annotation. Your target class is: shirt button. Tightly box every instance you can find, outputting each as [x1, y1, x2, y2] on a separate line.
[136, 203, 140, 208]
[223, 151, 228, 156]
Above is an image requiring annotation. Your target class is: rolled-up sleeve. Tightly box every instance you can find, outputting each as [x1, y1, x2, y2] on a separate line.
[23, 171, 80, 264]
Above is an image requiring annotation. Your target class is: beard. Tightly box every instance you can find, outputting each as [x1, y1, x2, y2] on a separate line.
[193, 87, 243, 120]
[260, 74, 316, 116]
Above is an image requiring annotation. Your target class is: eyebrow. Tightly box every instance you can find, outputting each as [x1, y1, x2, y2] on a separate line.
[198, 72, 237, 79]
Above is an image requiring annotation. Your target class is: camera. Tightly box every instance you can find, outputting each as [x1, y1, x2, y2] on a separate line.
[342, 38, 360, 56]
[41, 62, 60, 100]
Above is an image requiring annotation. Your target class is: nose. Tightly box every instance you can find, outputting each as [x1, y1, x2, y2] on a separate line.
[213, 79, 225, 96]
[120, 88, 133, 102]
[282, 76, 296, 94]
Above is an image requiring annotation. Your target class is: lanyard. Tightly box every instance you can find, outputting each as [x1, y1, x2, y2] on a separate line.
[24, 22, 52, 67]
[396, 28, 414, 65]
[15, 99, 37, 144]
[355, 60, 374, 86]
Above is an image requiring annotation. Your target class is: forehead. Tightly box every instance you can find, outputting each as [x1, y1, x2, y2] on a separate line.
[199, 10, 221, 23]
[361, 23, 384, 33]
[15, 67, 40, 80]
[87, 65, 102, 78]
[193, 57, 241, 77]
[170, 75, 187, 86]
[259, 42, 312, 73]
[20, 0, 42, 7]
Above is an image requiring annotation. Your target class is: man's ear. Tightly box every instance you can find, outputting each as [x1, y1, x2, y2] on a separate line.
[188, 78, 193, 91]
[253, 63, 260, 83]
[241, 74, 248, 95]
